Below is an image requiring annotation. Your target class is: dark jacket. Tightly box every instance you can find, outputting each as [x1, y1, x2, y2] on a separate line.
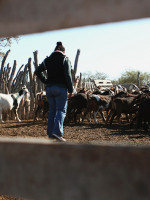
[34, 51, 73, 93]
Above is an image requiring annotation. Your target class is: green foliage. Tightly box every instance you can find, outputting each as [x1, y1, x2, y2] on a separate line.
[82, 71, 108, 81]
[81, 70, 150, 86]
[0, 37, 19, 60]
[117, 70, 150, 85]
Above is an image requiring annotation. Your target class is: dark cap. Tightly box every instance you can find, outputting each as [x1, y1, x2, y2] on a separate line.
[54, 41, 65, 52]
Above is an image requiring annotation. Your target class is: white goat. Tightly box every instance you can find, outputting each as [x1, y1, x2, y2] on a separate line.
[0, 86, 29, 123]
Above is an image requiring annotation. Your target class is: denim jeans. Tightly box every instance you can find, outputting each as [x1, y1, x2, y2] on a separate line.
[46, 86, 68, 137]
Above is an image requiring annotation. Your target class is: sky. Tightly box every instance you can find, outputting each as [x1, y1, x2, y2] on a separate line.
[3, 17, 150, 80]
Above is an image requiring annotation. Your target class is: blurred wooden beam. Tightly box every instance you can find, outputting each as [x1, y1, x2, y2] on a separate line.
[0, 137, 150, 200]
[0, 0, 150, 37]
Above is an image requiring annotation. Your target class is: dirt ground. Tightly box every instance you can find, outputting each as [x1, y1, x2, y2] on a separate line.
[0, 118, 150, 145]
[0, 118, 150, 200]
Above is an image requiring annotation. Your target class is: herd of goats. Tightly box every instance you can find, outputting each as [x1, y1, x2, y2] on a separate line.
[33, 83, 150, 131]
[0, 83, 150, 131]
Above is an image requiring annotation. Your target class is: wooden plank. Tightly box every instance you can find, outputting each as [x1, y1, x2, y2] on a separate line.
[0, 137, 150, 200]
[0, 0, 150, 37]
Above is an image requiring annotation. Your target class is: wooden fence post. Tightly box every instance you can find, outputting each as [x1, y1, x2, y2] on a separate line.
[79, 72, 82, 89]
[72, 49, 80, 88]
[137, 71, 140, 87]
[33, 50, 43, 92]
[8, 60, 17, 92]
[28, 58, 34, 119]
[0, 49, 10, 85]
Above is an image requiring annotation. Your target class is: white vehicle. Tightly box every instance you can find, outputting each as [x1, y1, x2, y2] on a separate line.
[94, 79, 113, 87]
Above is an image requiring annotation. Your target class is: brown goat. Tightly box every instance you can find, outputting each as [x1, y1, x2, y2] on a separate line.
[33, 91, 49, 124]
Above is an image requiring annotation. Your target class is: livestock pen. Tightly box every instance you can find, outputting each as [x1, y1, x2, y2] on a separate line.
[0, 0, 150, 200]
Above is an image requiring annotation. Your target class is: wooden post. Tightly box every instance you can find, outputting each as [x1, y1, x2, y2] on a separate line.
[8, 60, 17, 92]
[72, 49, 80, 87]
[11, 64, 24, 92]
[6, 63, 11, 83]
[19, 98, 25, 120]
[22, 64, 28, 86]
[0, 49, 10, 84]
[79, 72, 82, 89]
[12, 71, 24, 92]
[28, 58, 34, 119]
[137, 71, 140, 87]
[74, 49, 80, 75]
[24, 99, 30, 120]
[33, 50, 43, 92]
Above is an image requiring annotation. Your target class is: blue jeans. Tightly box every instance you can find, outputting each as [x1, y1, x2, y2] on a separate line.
[46, 86, 68, 137]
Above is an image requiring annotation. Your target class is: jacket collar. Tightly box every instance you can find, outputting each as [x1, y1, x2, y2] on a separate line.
[53, 50, 66, 56]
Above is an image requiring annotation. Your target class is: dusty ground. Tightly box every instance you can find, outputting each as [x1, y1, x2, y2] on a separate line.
[0, 118, 150, 145]
[0, 118, 150, 199]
